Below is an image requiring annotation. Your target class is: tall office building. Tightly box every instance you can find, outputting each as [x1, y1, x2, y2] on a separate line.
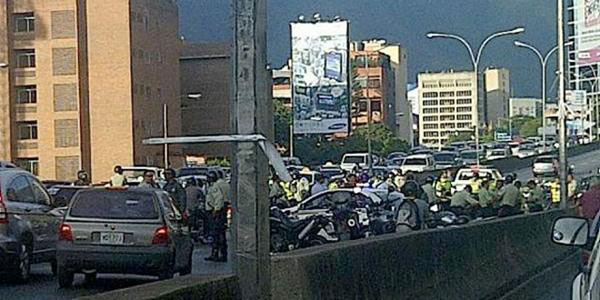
[0, 0, 181, 181]
[484, 67, 510, 126]
[418, 71, 478, 147]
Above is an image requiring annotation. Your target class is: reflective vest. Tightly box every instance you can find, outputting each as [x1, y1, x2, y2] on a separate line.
[469, 178, 481, 194]
[551, 182, 560, 203]
[280, 181, 293, 200]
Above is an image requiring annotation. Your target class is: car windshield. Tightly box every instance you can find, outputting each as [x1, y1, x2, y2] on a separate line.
[343, 156, 365, 164]
[434, 153, 455, 162]
[177, 168, 208, 177]
[460, 151, 477, 159]
[491, 150, 505, 156]
[535, 157, 555, 164]
[404, 158, 427, 165]
[69, 190, 159, 220]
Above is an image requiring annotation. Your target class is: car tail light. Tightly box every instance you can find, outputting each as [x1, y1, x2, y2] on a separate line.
[152, 226, 170, 245]
[0, 191, 7, 224]
[59, 224, 73, 241]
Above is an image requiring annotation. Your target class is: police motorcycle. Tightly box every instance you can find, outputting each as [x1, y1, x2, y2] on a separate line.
[269, 207, 338, 253]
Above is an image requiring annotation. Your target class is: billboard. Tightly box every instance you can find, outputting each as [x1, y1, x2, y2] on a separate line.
[290, 20, 350, 134]
[565, 90, 587, 111]
[574, 0, 600, 65]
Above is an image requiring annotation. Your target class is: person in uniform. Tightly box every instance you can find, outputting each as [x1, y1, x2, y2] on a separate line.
[204, 172, 227, 262]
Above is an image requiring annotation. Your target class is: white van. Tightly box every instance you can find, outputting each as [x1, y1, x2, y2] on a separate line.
[340, 153, 372, 172]
[399, 154, 436, 173]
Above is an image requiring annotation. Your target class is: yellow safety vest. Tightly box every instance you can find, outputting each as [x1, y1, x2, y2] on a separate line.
[469, 178, 481, 194]
[550, 182, 560, 203]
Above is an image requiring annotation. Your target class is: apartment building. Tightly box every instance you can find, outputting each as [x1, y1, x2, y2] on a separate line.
[0, 0, 181, 182]
[272, 61, 291, 107]
[418, 71, 478, 147]
[484, 67, 510, 126]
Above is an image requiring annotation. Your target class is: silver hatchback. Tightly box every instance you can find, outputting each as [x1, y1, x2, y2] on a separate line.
[56, 187, 193, 287]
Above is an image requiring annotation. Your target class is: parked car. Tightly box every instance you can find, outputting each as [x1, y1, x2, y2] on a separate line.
[433, 151, 461, 169]
[459, 150, 484, 165]
[452, 166, 503, 192]
[57, 188, 194, 287]
[516, 144, 537, 158]
[0, 168, 61, 282]
[551, 217, 599, 300]
[532, 155, 558, 177]
[400, 154, 436, 173]
[340, 153, 374, 172]
[486, 148, 512, 160]
[122, 166, 165, 187]
[318, 163, 344, 179]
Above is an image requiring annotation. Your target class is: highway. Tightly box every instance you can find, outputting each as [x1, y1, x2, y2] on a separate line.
[3, 149, 600, 299]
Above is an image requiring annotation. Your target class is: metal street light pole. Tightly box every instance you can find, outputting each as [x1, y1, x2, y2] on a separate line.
[427, 27, 524, 166]
[558, 0, 568, 208]
[514, 40, 573, 152]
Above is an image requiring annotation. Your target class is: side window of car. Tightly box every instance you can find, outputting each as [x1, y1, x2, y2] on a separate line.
[303, 193, 329, 210]
[29, 177, 52, 206]
[7, 175, 35, 204]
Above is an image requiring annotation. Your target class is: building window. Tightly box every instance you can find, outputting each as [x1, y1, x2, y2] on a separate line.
[439, 80, 454, 88]
[18, 121, 37, 140]
[423, 131, 439, 137]
[371, 100, 381, 112]
[457, 98, 472, 105]
[457, 122, 472, 128]
[423, 100, 438, 106]
[422, 81, 438, 88]
[456, 80, 472, 87]
[440, 123, 456, 129]
[367, 79, 381, 88]
[440, 91, 455, 97]
[16, 158, 38, 175]
[423, 108, 438, 114]
[15, 49, 35, 68]
[54, 119, 79, 148]
[440, 115, 455, 121]
[457, 90, 472, 97]
[16, 85, 37, 104]
[457, 114, 472, 121]
[422, 92, 438, 98]
[440, 99, 454, 106]
[423, 116, 438, 122]
[14, 13, 35, 33]
[423, 124, 438, 129]
[457, 107, 472, 113]
[440, 107, 455, 113]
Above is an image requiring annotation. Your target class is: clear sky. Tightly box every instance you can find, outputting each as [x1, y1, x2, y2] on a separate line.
[178, 0, 559, 98]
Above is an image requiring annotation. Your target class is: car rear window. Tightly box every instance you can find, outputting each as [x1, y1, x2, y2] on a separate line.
[343, 156, 365, 164]
[69, 190, 159, 220]
[404, 158, 427, 165]
[535, 157, 555, 164]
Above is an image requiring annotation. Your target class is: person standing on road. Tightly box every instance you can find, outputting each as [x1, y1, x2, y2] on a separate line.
[498, 176, 522, 217]
[435, 170, 452, 197]
[185, 178, 205, 233]
[394, 170, 406, 190]
[205, 172, 227, 262]
[526, 180, 545, 212]
[138, 170, 159, 188]
[421, 176, 437, 204]
[163, 168, 187, 213]
[110, 165, 127, 187]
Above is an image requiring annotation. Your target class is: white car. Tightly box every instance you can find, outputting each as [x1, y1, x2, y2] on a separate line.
[340, 153, 378, 172]
[486, 148, 511, 160]
[516, 144, 537, 158]
[552, 217, 600, 299]
[121, 166, 165, 187]
[399, 154, 436, 173]
[452, 166, 503, 192]
[532, 155, 557, 176]
[282, 189, 384, 229]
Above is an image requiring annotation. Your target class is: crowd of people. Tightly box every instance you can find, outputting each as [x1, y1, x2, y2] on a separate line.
[72, 165, 231, 263]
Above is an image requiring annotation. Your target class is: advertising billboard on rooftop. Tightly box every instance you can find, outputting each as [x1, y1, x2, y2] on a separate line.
[290, 20, 350, 134]
[574, 0, 600, 65]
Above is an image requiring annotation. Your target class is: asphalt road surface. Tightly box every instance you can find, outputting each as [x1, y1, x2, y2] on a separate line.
[4, 149, 600, 299]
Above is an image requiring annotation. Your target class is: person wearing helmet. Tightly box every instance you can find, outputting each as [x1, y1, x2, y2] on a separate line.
[74, 170, 90, 186]
[110, 165, 127, 187]
[422, 176, 437, 204]
[497, 175, 522, 217]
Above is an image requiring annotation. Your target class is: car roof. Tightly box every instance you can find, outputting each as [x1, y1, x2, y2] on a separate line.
[435, 151, 457, 155]
[405, 154, 432, 159]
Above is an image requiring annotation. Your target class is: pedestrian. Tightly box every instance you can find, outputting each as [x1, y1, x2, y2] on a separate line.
[163, 168, 187, 213]
[215, 171, 231, 206]
[185, 177, 205, 234]
[450, 185, 480, 218]
[138, 170, 159, 188]
[204, 172, 227, 262]
[74, 170, 90, 186]
[311, 175, 327, 195]
[421, 176, 437, 204]
[401, 173, 422, 200]
[478, 179, 496, 217]
[497, 175, 522, 217]
[109, 165, 127, 187]
[469, 170, 482, 194]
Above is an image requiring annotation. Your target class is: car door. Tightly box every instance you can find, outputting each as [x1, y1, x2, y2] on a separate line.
[4, 175, 43, 253]
[27, 176, 59, 258]
[158, 192, 190, 270]
[297, 192, 333, 220]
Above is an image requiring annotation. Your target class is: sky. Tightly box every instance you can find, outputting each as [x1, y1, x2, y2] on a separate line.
[178, 0, 559, 98]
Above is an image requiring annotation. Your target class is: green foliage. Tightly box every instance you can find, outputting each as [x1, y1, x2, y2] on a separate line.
[446, 132, 473, 144]
[520, 118, 542, 137]
[274, 100, 292, 150]
[206, 157, 230, 167]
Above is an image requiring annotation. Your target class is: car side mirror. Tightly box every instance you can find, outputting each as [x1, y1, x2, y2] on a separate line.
[552, 217, 589, 246]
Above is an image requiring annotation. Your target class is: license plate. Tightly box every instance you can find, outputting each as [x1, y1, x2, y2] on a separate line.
[100, 232, 124, 245]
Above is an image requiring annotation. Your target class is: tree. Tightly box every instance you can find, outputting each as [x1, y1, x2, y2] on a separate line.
[520, 118, 542, 137]
[274, 100, 292, 151]
[447, 132, 473, 144]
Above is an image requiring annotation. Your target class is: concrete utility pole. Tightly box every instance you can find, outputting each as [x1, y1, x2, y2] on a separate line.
[558, 0, 568, 208]
[232, 0, 271, 299]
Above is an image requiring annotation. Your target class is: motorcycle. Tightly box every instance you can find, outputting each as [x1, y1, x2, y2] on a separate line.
[270, 207, 338, 253]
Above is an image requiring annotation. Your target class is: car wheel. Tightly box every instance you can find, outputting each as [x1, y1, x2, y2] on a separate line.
[12, 243, 31, 284]
[50, 260, 58, 276]
[180, 250, 193, 276]
[57, 265, 74, 288]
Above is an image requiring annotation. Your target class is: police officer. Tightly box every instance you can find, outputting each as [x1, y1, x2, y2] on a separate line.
[478, 179, 496, 217]
[550, 177, 561, 208]
[469, 170, 482, 195]
[422, 176, 437, 204]
[163, 168, 187, 213]
[526, 179, 545, 212]
[498, 175, 522, 217]
[435, 170, 452, 197]
[205, 172, 227, 262]
[450, 185, 480, 217]
[74, 170, 90, 186]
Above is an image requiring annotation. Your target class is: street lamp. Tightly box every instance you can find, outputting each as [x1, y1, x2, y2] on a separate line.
[427, 27, 524, 166]
[514, 40, 573, 152]
[163, 93, 203, 168]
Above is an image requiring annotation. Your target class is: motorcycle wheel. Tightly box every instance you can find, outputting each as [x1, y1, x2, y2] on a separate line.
[270, 232, 287, 253]
[307, 236, 328, 247]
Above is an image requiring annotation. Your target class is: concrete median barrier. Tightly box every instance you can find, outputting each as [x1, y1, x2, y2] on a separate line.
[270, 210, 573, 300]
